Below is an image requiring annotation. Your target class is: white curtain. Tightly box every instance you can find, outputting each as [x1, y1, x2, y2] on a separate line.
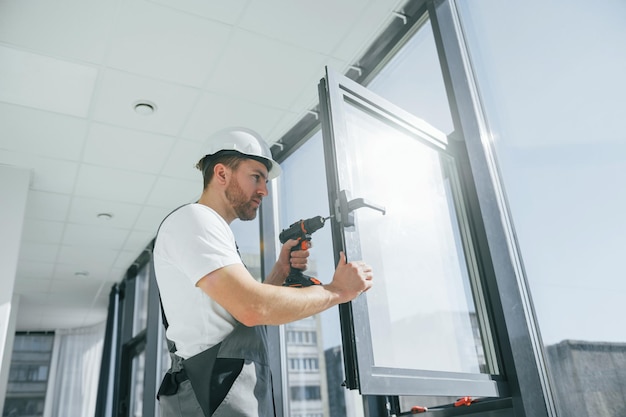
[46, 322, 106, 417]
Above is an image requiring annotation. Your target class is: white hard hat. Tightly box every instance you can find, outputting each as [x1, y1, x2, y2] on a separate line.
[197, 127, 281, 179]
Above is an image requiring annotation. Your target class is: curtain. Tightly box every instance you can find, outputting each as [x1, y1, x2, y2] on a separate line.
[47, 322, 106, 417]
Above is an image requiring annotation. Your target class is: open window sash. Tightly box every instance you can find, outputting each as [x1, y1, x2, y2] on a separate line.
[318, 67, 508, 397]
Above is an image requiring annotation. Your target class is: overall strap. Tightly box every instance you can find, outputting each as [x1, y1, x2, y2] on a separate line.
[154, 202, 193, 352]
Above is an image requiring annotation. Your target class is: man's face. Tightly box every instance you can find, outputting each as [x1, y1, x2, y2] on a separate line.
[225, 159, 269, 221]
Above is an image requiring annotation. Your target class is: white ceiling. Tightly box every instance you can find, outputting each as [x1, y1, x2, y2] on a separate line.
[1, 0, 408, 331]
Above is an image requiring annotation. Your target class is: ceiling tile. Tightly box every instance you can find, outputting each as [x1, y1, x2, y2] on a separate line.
[123, 230, 155, 253]
[53, 263, 114, 281]
[57, 245, 119, 267]
[0, 45, 97, 117]
[74, 164, 156, 204]
[160, 139, 204, 181]
[0, 0, 116, 64]
[14, 278, 51, 295]
[62, 223, 130, 248]
[80, 311, 109, 328]
[24, 191, 72, 221]
[134, 205, 174, 233]
[84, 123, 176, 173]
[0, 103, 88, 160]
[18, 242, 59, 263]
[16, 261, 55, 280]
[107, 0, 231, 87]
[146, 0, 249, 23]
[0, 150, 78, 194]
[182, 92, 287, 142]
[68, 197, 143, 229]
[239, 0, 361, 54]
[332, 0, 401, 62]
[204, 30, 327, 109]
[47, 278, 105, 299]
[283, 56, 348, 117]
[21, 219, 65, 245]
[114, 250, 143, 270]
[107, 267, 127, 283]
[91, 69, 200, 136]
[145, 177, 200, 208]
[0, 151, 79, 194]
[92, 291, 111, 310]
[267, 109, 306, 143]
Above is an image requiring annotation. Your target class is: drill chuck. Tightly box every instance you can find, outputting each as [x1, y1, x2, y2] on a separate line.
[279, 215, 326, 244]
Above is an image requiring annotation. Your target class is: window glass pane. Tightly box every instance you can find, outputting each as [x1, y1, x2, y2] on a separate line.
[3, 333, 54, 417]
[154, 312, 172, 417]
[129, 350, 146, 417]
[230, 217, 262, 280]
[278, 133, 364, 417]
[341, 101, 485, 374]
[367, 18, 454, 136]
[456, 1, 626, 415]
[133, 264, 150, 335]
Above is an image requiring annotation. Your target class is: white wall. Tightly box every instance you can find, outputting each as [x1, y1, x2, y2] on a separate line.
[0, 165, 31, 411]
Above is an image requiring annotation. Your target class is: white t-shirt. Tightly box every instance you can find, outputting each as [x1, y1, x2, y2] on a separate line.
[153, 204, 243, 359]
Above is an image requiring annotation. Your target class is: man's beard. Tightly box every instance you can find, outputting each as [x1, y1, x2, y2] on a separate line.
[225, 177, 260, 221]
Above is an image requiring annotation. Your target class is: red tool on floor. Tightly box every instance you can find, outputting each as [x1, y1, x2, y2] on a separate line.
[398, 396, 482, 414]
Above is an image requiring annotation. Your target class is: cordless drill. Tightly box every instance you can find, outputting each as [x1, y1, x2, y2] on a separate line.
[279, 215, 328, 287]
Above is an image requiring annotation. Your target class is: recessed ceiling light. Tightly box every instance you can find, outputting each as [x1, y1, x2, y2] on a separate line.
[133, 100, 157, 115]
[97, 212, 113, 220]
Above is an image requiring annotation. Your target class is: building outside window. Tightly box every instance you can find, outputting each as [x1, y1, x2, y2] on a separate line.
[2, 333, 54, 417]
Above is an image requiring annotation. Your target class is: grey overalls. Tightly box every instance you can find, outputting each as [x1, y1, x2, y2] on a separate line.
[157, 323, 275, 417]
[155, 204, 276, 417]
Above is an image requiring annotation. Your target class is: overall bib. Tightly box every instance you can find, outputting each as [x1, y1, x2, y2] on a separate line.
[157, 323, 275, 417]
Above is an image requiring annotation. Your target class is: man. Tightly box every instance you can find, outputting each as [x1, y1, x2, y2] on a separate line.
[154, 127, 373, 417]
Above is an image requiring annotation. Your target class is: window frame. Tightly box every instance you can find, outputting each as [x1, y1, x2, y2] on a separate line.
[428, 1, 558, 415]
[269, 1, 558, 414]
[318, 66, 507, 397]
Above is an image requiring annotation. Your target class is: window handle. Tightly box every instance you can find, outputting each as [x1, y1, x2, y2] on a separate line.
[336, 189, 386, 228]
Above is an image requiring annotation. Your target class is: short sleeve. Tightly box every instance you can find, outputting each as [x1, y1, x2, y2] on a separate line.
[158, 205, 242, 285]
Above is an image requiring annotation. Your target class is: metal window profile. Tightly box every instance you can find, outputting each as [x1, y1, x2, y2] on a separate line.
[318, 65, 507, 398]
[428, 0, 559, 415]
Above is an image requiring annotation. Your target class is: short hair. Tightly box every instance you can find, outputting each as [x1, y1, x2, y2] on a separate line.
[196, 150, 272, 189]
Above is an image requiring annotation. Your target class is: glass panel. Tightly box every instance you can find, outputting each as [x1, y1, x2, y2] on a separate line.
[133, 264, 150, 336]
[230, 217, 262, 281]
[278, 133, 364, 417]
[129, 350, 146, 417]
[342, 101, 486, 374]
[3, 333, 54, 417]
[367, 19, 454, 136]
[456, 1, 626, 415]
[154, 313, 172, 417]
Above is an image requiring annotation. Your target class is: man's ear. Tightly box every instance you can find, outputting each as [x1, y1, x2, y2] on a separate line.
[213, 163, 229, 185]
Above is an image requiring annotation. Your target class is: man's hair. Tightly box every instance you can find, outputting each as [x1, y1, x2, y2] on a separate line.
[196, 150, 271, 189]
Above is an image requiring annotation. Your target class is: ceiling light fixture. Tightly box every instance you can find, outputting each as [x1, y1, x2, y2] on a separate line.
[133, 100, 157, 115]
[74, 271, 89, 277]
[97, 212, 113, 220]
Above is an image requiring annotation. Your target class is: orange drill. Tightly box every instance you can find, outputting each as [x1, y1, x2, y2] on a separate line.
[279, 216, 328, 287]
